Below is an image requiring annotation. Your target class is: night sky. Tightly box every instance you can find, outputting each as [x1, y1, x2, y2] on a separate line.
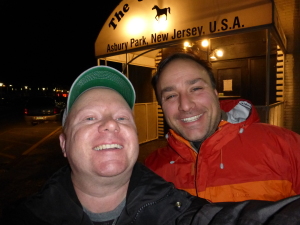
[2, 1, 121, 89]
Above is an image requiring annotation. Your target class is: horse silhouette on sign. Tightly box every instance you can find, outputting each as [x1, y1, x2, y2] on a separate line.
[152, 5, 171, 21]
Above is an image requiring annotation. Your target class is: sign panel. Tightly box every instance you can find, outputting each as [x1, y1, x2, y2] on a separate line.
[95, 0, 273, 57]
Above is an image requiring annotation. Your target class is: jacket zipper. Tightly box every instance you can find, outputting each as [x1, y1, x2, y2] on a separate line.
[125, 189, 173, 224]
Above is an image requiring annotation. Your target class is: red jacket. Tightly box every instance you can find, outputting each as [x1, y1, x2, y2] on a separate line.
[145, 99, 300, 202]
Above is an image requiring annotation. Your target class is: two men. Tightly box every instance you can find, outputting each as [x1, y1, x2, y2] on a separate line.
[145, 52, 300, 202]
[3, 65, 300, 224]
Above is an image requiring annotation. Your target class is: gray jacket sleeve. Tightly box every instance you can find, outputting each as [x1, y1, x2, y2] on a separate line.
[190, 195, 300, 225]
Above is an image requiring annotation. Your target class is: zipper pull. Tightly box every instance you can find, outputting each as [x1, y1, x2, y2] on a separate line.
[220, 149, 224, 169]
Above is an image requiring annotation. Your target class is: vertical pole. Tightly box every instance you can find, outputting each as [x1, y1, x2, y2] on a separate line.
[126, 53, 129, 78]
[265, 29, 271, 123]
[207, 39, 211, 62]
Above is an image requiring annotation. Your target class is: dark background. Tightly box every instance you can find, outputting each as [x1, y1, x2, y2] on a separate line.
[1, 1, 121, 89]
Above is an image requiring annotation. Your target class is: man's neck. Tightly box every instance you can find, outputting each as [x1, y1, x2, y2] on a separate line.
[71, 173, 130, 213]
[221, 110, 228, 122]
[191, 110, 227, 152]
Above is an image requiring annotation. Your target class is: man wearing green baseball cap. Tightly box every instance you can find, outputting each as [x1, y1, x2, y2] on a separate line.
[3, 66, 300, 225]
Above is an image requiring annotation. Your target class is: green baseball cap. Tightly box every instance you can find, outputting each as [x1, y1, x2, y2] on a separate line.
[62, 66, 136, 126]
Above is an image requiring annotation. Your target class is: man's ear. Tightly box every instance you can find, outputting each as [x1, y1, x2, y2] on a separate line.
[59, 133, 67, 157]
[214, 89, 219, 97]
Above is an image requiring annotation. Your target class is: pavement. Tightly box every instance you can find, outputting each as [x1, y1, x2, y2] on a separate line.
[0, 133, 167, 218]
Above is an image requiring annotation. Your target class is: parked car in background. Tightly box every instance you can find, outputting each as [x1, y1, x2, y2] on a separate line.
[24, 96, 65, 125]
[54, 96, 67, 109]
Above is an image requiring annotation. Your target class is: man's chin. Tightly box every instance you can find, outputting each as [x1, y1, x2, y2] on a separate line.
[97, 168, 127, 178]
[96, 161, 129, 176]
[179, 129, 207, 142]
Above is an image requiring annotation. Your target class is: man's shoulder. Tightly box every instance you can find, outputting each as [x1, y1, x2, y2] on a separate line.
[249, 122, 300, 138]
[131, 162, 170, 186]
[233, 123, 300, 151]
[126, 163, 204, 221]
[17, 165, 74, 207]
[2, 165, 84, 224]
[131, 162, 193, 196]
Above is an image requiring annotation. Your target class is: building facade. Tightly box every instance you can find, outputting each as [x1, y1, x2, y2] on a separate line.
[95, 0, 300, 141]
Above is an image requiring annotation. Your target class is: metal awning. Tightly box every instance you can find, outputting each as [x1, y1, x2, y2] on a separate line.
[95, 0, 286, 65]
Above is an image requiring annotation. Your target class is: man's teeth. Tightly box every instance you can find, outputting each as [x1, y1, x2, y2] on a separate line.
[181, 114, 202, 123]
[94, 144, 123, 151]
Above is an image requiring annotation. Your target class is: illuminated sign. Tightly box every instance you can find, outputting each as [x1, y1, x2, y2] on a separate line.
[95, 0, 273, 57]
[109, 3, 130, 29]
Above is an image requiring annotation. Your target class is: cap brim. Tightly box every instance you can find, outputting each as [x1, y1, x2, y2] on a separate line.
[67, 66, 135, 113]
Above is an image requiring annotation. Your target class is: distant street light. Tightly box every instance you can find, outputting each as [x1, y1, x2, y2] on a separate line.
[0, 83, 3, 98]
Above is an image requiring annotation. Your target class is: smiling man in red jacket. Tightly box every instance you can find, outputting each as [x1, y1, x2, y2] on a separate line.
[145, 52, 300, 203]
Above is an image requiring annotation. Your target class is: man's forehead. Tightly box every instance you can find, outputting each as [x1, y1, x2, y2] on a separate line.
[186, 77, 209, 85]
[161, 58, 208, 75]
[159, 59, 210, 83]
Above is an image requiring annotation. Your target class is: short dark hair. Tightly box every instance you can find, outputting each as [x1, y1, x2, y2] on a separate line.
[152, 52, 216, 104]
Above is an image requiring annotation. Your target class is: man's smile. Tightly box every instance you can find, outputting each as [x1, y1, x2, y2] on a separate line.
[181, 114, 203, 123]
[93, 144, 123, 151]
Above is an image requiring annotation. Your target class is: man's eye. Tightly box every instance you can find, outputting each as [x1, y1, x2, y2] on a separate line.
[86, 117, 95, 121]
[192, 87, 203, 91]
[165, 94, 176, 100]
[116, 117, 126, 121]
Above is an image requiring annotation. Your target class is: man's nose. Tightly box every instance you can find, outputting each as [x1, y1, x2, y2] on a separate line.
[178, 94, 195, 112]
[98, 118, 120, 132]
